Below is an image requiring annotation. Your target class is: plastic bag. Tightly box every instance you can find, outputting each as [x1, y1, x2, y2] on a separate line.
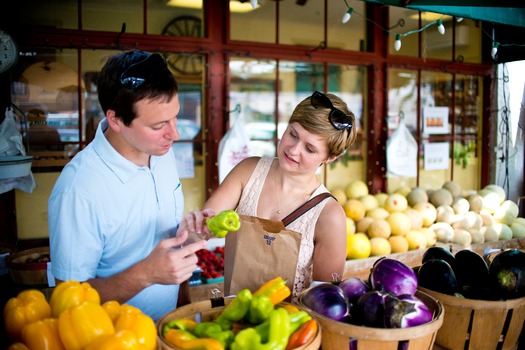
[218, 113, 251, 183]
[387, 117, 417, 178]
[0, 107, 36, 194]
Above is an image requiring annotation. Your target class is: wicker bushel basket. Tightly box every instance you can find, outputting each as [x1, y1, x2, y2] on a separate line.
[6, 246, 53, 299]
[298, 289, 444, 350]
[156, 298, 321, 350]
[419, 286, 525, 350]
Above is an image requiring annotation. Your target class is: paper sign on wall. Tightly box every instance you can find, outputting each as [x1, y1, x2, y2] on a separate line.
[423, 107, 449, 134]
[424, 142, 449, 171]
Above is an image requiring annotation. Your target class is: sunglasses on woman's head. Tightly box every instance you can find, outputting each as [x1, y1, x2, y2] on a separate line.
[311, 91, 353, 131]
[120, 53, 169, 89]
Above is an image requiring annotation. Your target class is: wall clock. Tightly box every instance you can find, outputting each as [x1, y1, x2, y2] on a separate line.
[0, 30, 19, 75]
[162, 16, 203, 75]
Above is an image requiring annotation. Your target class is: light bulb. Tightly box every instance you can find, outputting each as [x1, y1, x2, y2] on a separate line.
[437, 19, 445, 35]
[491, 42, 499, 59]
[456, 17, 464, 22]
[394, 34, 402, 51]
[342, 8, 353, 24]
[250, 0, 257, 9]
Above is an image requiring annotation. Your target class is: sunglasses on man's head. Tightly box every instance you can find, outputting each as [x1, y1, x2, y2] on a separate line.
[311, 91, 353, 131]
[120, 53, 168, 89]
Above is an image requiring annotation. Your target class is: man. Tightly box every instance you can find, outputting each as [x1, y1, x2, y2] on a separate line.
[48, 50, 209, 320]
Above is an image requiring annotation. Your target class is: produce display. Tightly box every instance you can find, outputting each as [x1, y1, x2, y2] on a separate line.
[207, 210, 241, 238]
[160, 276, 318, 350]
[299, 258, 434, 329]
[197, 246, 225, 282]
[417, 246, 525, 301]
[3, 280, 157, 350]
[334, 180, 525, 259]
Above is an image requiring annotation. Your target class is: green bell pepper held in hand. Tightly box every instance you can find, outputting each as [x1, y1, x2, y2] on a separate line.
[206, 210, 241, 238]
[231, 307, 290, 350]
[214, 289, 252, 330]
[246, 295, 274, 324]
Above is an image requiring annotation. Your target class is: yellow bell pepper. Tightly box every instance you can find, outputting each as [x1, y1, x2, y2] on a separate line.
[50, 280, 101, 317]
[85, 329, 150, 350]
[114, 307, 157, 350]
[21, 318, 66, 350]
[58, 301, 115, 350]
[253, 276, 291, 305]
[102, 300, 123, 324]
[3, 289, 52, 342]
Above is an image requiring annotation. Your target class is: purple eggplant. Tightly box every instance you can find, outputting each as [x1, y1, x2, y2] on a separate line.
[355, 289, 391, 327]
[369, 257, 418, 296]
[300, 282, 351, 321]
[339, 277, 370, 304]
[488, 249, 525, 300]
[384, 294, 433, 328]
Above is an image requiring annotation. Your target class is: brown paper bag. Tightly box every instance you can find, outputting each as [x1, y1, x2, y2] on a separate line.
[224, 215, 301, 296]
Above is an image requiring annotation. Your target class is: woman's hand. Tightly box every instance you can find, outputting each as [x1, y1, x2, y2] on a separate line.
[178, 208, 215, 243]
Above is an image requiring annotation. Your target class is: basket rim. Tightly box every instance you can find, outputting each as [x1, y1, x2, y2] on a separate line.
[6, 246, 50, 270]
[297, 289, 444, 340]
[418, 286, 525, 309]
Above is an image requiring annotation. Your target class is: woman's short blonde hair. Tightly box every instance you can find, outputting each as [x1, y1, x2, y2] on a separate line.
[289, 92, 358, 158]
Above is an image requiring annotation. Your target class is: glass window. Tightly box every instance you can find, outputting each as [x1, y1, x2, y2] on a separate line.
[82, 0, 143, 33]
[328, 0, 366, 51]
[455, 20, 482, 64]
[229, 57, 277, 157]
[388, 7, 421, 57]
[230, 1, 276, 43]
[148, 0, 203, 36]
[11, 48, 82, 168]
[279, 1, 324, 46]
[4, 0, 78, 30]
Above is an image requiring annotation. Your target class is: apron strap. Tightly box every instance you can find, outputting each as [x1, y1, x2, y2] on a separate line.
[282, 192, 335, 227]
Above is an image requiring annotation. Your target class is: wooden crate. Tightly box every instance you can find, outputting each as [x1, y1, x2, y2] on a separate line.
[297, 290, 444, 350]
[419, 287, 525, 350]
[156, 299, 321, 350]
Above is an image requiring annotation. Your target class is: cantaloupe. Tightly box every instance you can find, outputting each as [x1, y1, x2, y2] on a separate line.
[367, 218, 392, 239]
[384, 193, 408, 213]
[345, 180, 369, 200]
[452, 229, 472, 246]
[493, 200, 519, 225]
[443, 181, 462, 198]
[451, 197, 470, 215]
[436, 205, 455, 224]
[343, 199, 366, 221]
[405, 230, 427, 250]
[388, 235, 409, 253]
[359, 194, 379, 212]
[413, 202, 437, 227]
[356, 217, 374, 234]
[478, 189, 502, 214]
[374, 193, 389, 208]
[483, 184, 506, 203]
[404, 208, 423, 230]
[331, 187, 347, 205]
[366, 207, 390, 220]
[429, 188, 453, 207]
[370, 237, 392, 256]
[386, 212, 412, 236]
[407, 187, 429, 207]
[467, 194, 483, 213]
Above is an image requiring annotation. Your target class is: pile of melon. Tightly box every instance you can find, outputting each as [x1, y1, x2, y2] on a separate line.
[333, 180, 525, 260]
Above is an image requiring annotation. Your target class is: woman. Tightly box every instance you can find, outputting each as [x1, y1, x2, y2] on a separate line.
[186, 91, 357, 301]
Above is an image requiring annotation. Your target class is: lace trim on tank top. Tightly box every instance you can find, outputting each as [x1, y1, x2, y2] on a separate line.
[236, 157, 330, 303]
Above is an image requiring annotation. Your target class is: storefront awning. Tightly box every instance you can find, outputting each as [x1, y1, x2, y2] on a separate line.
[363, 0, 525, 28]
